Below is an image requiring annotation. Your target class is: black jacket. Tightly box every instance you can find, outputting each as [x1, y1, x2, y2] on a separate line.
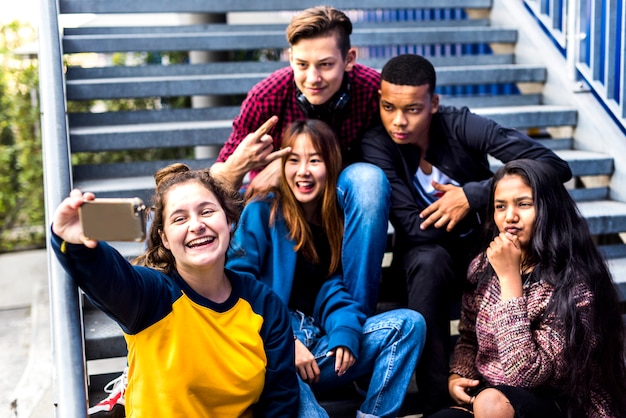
[361, 105, 572, 247]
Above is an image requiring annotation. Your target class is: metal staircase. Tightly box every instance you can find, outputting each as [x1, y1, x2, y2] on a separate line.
[38, 0, 626, 416]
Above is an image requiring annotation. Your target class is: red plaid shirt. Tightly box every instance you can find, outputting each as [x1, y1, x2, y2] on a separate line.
[217, 63, 381, 171]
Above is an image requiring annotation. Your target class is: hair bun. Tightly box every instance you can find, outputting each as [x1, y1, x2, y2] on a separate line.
[154, 163, 191, 188]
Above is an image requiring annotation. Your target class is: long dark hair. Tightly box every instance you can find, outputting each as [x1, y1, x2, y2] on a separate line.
[133, 163, 244, 272]
[248, 119, 343, 276]
[474, 159, 626, 416]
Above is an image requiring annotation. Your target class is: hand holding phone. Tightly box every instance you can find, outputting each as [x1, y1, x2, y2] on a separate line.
[79, 198, 147, 242]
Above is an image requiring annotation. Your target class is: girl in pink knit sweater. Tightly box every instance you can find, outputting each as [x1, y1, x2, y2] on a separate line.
[431, 159, 626, 418]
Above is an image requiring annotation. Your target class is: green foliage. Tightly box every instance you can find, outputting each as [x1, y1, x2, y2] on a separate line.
[0, 21, 43, 252]
[0, 27, 199, 252]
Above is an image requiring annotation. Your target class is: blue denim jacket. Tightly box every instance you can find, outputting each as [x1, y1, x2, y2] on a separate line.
[227, 195, 367, 358]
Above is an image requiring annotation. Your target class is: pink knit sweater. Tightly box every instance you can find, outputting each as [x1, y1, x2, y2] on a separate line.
[450, 256, 615, 417]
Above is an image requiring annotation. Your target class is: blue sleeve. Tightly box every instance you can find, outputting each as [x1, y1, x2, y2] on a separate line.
[313, 274, 367, 359]
[50, 229, 174, 334]
[228, 197, 295, 305]
[227, 199, 271, 280]
[252, 280, 299, 418]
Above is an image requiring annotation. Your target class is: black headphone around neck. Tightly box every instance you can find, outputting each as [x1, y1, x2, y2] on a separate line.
[295, 76, 351, 117]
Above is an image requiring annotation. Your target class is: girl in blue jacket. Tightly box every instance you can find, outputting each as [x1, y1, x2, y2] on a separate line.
[228, 119, 426, 417]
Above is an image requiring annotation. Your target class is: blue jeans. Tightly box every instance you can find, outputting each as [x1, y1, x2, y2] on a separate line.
[337, 163, 391, 315]
[293, 309, 426, 418]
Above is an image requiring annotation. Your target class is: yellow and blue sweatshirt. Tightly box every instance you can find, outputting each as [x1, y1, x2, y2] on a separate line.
[51, 232, 298, 417]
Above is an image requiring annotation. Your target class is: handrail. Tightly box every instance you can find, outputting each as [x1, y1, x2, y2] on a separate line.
[524, 0, 626, 132]
[38, 0, 89, 416]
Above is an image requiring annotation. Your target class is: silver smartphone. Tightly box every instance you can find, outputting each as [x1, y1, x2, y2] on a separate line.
[79, 198, 147, 242]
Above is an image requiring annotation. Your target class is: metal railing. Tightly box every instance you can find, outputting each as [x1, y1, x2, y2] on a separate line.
[524, 0, 626, 131]
[38, 0, 89, 416]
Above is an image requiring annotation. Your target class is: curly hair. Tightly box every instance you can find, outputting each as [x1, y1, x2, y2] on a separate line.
[381, 54, 437, 96]
[133, 163, 244, 273]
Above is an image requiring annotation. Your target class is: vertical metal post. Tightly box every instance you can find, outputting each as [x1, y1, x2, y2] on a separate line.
[38, 0, 88, 416]
[565, 0, 581, 82]
[621, 1, 626, 118]
[190, 13, 228, 161]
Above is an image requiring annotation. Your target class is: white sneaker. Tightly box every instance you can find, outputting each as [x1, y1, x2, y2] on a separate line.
[88, 367, 128, 417]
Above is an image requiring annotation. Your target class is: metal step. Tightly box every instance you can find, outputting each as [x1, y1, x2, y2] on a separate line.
[83, 306, 127, 361]
[475, 105, 577, 129]
[442, 93, 542, 109]
[74, 159, 214, 204]
[65, 54, 515, 82]
[536, 137, 573, 150]
[59, 0, 494, 15]
[577, 200, 626, 236]
[68, 106, 240, 127]
[555, 149, 614, 176]
[74, 149, 617, 209]
[74, 157, 214, 182]
[489, 149, 613, 177]
[62, 26, 517, 54]
[68, 105, 577, 153]
[608, 257, 626, 284]
[65, 63, 545, 101]
[70, 119, 231, 152]
[569, 187, 611, 202]
[599, 244, 626, 260]
[65, 18, 491, 36]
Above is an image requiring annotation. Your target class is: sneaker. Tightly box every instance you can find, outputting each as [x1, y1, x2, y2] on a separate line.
[88, 367, 128, 417]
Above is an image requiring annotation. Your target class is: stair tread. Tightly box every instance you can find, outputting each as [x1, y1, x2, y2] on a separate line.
[490, 148, 610, 161]
[83, 307, 128, 360]
[474, 104, 575, 114]
[59, 0, 494, 14]
[609, 258, 626, 284]
[65, 19, 491, 36]
[69, 105, 576, 136]
[66, 63, 545, 81]
[63, 26, 518, 54]
[65, 91, 544, 128]
[67, 96, 548, 127]
[491, 149, 613, 177]
[65, 64, 546, 101]
[555, 149, 613, 160]
[71, 118, 230, 134]
[599, 244, 626, 260]
[66, 55, 516, 80]
[577, 200, 626, 235]
[81, 150, 612, 189]
[474, 105, 577, 129]
[442, 93, 543, 109]
[577, 200, 626, 217]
